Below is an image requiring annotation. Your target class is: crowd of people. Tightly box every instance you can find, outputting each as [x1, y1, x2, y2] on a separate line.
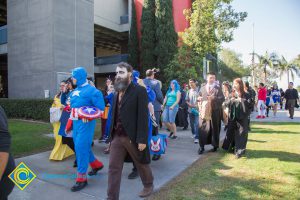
[254, 82, 299, 119]
[1, 62, 297, 200]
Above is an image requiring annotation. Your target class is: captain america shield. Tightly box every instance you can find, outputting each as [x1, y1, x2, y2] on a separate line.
[78, 106, 102, 120]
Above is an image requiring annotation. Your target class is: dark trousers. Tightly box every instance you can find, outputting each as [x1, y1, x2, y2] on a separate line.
[100, 118, 107, 138]
[287, 99, 296, 117]
[107, 135, 154, 200]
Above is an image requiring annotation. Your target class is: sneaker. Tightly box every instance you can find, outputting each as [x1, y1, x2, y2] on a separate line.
[128, 169, 139, 179]
[170, 135, 177, 139]
[256, 115, 261, 119]
[194, 139, 199, 144]
[262, 115, 266, 119]
[139, 185, 154, 198]
[191, 135, 196, 139]
[98, 138, 106, 143]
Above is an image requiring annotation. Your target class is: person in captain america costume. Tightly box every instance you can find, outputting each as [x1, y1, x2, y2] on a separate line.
[69, 67, 105, 192]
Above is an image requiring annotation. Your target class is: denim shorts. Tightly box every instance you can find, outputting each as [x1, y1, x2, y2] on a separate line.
[162, 105, 179, 123]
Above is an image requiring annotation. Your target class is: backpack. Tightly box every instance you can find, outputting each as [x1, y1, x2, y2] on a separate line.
[149, 134, 168, 155]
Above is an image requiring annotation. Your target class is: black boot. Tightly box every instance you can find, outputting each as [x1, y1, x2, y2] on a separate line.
[73, 160, 77, 168]
[152, 154, 161, 161]
[209, 147, 218, 152]
[128, 168, 139, 179]
[88, 165, 104, 176]
[71, 181, 88, 192]
[198, 147, 205, 155]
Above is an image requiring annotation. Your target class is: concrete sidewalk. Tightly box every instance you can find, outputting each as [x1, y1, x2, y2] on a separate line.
[9, 128, 225, 200]
[251, 109, 300, 123]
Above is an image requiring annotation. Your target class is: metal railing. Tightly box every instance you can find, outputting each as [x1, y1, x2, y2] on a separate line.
[0, 25, 7, 45]
[94, 54, 128, 66]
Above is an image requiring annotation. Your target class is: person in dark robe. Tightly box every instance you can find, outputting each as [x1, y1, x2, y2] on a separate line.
[222, 78, 252, 158]
[197, 72, 225, 154]
[176, 86, 189, 130]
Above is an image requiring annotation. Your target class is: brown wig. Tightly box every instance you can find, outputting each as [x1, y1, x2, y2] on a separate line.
[233, 78, 245, 97]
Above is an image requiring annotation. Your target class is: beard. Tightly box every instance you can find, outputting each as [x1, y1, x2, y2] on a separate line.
[114, 76, 130, 92]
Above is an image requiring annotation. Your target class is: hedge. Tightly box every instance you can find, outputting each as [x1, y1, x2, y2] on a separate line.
[0, 99, 53, 122]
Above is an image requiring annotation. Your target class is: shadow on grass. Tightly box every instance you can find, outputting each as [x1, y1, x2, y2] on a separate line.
[248, 139, 267, 143]
[250, 127, 299, 134]
[246, 149, 300, 163]
[149, 152, 286, 200]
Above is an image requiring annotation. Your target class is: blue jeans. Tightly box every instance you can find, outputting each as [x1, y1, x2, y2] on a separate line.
[189, 113, 199, 139]
[162, 105, 179, 123]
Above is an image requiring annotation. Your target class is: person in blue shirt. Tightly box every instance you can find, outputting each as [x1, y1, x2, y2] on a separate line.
[162, 80, 181, 139]
[271, 85, 281, 117]
[69, 67, 105, 192]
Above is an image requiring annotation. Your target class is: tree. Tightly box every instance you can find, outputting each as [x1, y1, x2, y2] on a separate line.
[218, 48, 248, 81]
[155, 0, 178, 69]
[128, 0, 139, 68]
[163, 45, 202, 88]
[251, 51, 276, 83]
[182, 0, 247, 63]
[140, 0, 156, 71]
[276, 56, 300, 85]
[163, 0, 247, 85]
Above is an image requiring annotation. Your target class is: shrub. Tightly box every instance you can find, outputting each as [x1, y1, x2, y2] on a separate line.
[0, 99, 53, 122]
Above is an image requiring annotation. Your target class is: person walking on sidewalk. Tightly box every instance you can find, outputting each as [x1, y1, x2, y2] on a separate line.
[143, 69, 164, 161]
[186, 79, 200, 144]
[256, 83, 267, 119]
[284, 82, 299, 119]
[271, 85, 281, 117]
[69, 67, 105, 192]
[162, 80, 181, 139]
[197, 72, 225, 154]
[107, 62, 154, 199]
[222, 78, 252, 159]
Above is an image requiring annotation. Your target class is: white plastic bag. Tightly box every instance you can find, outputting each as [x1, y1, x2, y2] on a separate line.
[50, 107, 62, 123]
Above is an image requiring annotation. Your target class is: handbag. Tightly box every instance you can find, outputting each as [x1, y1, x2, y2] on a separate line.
[149, 134, 167, 155]
[50, 107, 62, 123]
[191, 108, 199, 116]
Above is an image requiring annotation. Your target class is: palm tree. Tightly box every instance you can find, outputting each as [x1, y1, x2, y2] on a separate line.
[276, 56, 300, 85]
[252, 51, 277, 83]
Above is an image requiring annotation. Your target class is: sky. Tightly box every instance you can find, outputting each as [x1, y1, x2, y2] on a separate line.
[222, 0, 300, 89]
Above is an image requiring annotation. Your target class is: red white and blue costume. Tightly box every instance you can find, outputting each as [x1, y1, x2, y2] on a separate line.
[70, 67, 105, 184]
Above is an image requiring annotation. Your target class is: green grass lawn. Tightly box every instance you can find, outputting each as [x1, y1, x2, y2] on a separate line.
[149, 122, 300, 200]
[9, 119, 103, 158]
[9, 119, 54, 158]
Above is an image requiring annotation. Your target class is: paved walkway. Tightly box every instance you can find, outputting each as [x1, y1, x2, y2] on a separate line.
[251, 109, 300, 123]
[9, 128, 225, 200]
[9, 109, 299, 200]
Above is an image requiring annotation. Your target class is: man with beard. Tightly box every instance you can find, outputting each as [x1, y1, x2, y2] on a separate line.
[198, 72, 225, 154]
[107, 62, 154, 199]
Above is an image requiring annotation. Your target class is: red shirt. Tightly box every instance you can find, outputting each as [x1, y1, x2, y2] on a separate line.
[258, 87, 267, 101]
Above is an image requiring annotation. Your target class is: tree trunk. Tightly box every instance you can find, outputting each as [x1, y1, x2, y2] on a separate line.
[264, 64, 267, 83]
[287, 70, 290, 85]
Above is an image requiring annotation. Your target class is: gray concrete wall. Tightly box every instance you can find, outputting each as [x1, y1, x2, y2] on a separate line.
[94, 0, 129, 32]
[7, 0, 94, 99]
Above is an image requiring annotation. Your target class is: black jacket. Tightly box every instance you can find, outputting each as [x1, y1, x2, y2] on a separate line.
[108, 83, 150, 164]
[284, 88, 299, 100]
[0, 106, 15, 197]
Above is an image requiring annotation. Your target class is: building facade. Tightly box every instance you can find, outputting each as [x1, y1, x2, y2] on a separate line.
[0, 0, 191, 99]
